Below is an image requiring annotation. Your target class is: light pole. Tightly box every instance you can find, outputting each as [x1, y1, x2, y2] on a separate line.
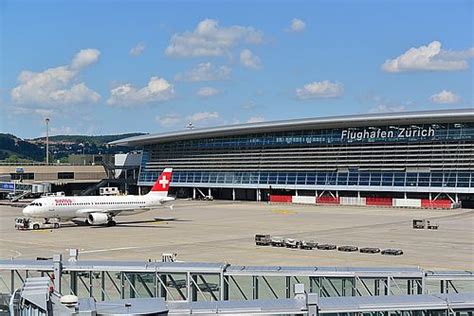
[45, 118, 50, 164]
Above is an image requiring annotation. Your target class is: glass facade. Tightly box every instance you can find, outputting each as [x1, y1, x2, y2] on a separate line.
[138, 121, 474, 192]
[140, 170, 474, 188]
[155, 123, 474, 149]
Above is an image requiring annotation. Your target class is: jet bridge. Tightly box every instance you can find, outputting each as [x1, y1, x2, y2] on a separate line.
[9, 276, 474, 315]
[0, 181, 51, 200]
[0, 254, 472, 304]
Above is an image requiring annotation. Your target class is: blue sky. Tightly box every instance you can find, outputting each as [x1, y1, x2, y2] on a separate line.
[1, 0, 473, 138]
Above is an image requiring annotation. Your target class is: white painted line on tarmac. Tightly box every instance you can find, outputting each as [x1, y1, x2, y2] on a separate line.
[81, 246, 147, 254]
[7, 250, 22, 258]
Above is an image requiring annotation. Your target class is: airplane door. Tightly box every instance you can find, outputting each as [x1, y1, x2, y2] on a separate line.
[47, 200, 56, 214]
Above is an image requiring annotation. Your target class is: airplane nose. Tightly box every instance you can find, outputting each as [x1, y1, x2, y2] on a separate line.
[23, 207, 32, 217]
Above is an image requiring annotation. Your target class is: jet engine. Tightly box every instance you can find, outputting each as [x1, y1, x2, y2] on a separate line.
[87, 213, 109, 225]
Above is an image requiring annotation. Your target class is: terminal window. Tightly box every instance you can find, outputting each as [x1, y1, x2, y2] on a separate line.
[58, 172, 74, 179]
[10, 173, 34, 180]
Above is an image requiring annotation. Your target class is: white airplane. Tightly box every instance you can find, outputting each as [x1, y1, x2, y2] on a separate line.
[21, 168, 174, 226]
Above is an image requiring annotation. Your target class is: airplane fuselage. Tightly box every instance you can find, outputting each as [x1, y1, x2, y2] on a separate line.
[23, 194, 173, 220]
[20, 168, 174, 225]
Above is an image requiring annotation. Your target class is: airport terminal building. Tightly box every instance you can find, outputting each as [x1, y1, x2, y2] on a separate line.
[111, 109, 474, 207]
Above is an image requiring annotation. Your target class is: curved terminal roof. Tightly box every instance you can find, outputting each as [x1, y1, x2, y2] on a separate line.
[110, 108, 474, 146]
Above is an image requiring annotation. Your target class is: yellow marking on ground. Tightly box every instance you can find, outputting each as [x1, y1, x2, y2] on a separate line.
[31, 229, 51, 233]
[271, 209, 298, 215]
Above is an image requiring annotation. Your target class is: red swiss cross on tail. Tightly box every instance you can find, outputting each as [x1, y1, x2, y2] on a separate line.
[148, 168, 173, 196]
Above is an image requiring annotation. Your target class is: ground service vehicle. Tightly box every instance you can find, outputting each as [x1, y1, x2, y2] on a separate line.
[255, 234, 272, 246]
[413, 219, 439, 230]
[99, 187, 120, 196]
[15, 217, 60, 230]
[413, 219, 425, 229]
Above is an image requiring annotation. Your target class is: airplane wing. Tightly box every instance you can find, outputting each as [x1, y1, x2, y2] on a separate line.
[75, 208, 131, 216]
[75, 207, 164, 216]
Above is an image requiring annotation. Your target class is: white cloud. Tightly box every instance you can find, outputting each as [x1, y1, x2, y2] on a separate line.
[247, 116, 264, 123]
[49, 82, 100, 104]
[11, 49, 101, 106]
[369, 104, 406, 113]
[296, 80, 344, 99]
[186, 111, 219, 123]
[430, 90, 460, 104]
[33, 108, 55, 117]
[129, 42, 145, 56]
[175, 62, 231, 82]
[240, 49, 262, 69]
[242, 100, 258, 110]
[50, 126, 77, 135]
[157, 111, 220, 127]
[71, 49, 100, 70]
[165, 19, 263, 57]
[156, 114, 182, 127]
[438, 47, 474, 60]
[290, 18, 306, 32]
[197, 87, 220, 98]
[107, 76, 175, 106]
[382, 41, 474, 72]
[11, 106, 55, 117]
[362, 93, 412, 113]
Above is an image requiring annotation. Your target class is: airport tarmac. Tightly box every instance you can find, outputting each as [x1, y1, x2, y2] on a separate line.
[0, 200, 472, 270]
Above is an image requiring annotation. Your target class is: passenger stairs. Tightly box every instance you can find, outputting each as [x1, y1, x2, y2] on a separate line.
[10, 191, 32, 202]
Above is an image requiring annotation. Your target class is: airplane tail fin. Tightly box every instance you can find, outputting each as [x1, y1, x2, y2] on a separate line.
[147, 168, 173, 197]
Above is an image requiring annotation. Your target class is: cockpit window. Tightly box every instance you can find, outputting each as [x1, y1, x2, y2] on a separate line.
[29, 202, 42, 206]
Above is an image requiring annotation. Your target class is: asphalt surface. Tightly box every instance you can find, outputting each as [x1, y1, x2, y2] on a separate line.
[0, 200, 473, 270]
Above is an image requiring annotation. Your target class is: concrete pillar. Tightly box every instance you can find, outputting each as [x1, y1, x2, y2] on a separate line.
[53, 254, 62, 294]
[429, 192, 432, 200]
[336, 190, 339, 198]
[295, 190, 298, 196]
[307, 293, 319, 316]
[257, 189, 261, 201]
[193, 188, 196, 200]
[138, 186, 142, 196]
[357, 191, 360, 198]
[208, 188, 212, 198]
[455, 193, 459, 203]
[232, 188, 236, 201]
[404, 192, 407, 199]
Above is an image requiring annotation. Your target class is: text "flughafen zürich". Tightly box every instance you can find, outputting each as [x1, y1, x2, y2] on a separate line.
[341, 127, 435, 141]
